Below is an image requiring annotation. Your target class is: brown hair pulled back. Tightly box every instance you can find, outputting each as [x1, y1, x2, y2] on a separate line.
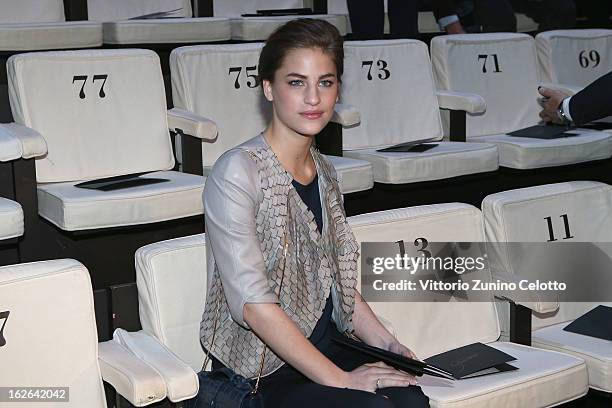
[258, 18, 344, 85]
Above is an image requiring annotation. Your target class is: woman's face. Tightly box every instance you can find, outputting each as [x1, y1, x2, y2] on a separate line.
[263, 47, 339, 137]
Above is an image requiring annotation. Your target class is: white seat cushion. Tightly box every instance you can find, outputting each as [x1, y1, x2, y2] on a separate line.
[103, 17, 231, 44]
[323, 154, 373, 194]
[472, 131, 612, 169]
[0, 198, 23, 240]
[37, 171, 204, 231]
[0, 259, 107, 408]
[536, 29, 612, 86]
[0, 21, 102, 51]
[344, 142, 498, 184]
[0, 126, 22, 162]
[230, 14, 348, 41]
[421, 342, 588, 408]
[533, 321, 612, 392]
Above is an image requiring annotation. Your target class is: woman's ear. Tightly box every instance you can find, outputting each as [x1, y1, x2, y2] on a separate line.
[262, 79, 273, 102]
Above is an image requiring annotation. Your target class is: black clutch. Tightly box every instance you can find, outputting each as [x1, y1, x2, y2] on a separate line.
[332, 336, 453, 379]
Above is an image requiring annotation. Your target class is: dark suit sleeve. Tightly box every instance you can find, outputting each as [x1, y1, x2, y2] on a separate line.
[569, 71, 612, 125]
[431, 0, 457, 20]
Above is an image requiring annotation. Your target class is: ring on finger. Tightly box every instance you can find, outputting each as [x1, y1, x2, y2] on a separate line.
[376, 378, 381, 389]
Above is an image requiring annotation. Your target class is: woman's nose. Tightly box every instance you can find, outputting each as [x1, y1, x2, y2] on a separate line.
[304, 84, 320, 105]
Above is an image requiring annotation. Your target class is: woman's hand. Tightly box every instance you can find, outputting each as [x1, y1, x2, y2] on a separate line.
[343, 361, 418, 393]
[386, 339, 418, 360]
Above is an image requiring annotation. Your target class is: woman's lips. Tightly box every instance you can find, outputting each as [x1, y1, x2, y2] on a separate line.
[300, 111, 324, 120]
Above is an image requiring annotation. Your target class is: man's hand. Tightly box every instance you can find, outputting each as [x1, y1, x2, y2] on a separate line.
[538, 87, 570, 124]
[445, 21, 466, 34]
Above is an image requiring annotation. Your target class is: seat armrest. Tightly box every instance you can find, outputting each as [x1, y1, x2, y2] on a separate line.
[113, 329, 198, 403]
[539, 83, 583, 96]
[0, 123, 47, 159]
[167, 108, 218, 142]
[98, 340, 167, 407]
[436, 90, 486, 114]
[332, 103, 360, 126]
[0, 126, 23, 162]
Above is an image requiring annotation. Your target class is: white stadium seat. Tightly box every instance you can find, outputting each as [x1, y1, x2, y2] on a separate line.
[87, 0, 231, 44]
[348, 204, 589, 407]
[482, 181, 612, 392]
[0, 258, 172, 407]
[0, 0, 102, 51]
[170, 43, 373, 193]
[340, 39, 498, 184]
[431, 33, 612, 169]
[536, 29, 612, 87]
[7, 49, 210, 231]
[108, 234, 208, 403]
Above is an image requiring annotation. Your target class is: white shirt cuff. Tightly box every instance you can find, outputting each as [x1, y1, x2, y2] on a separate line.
[438, 15, 459, 31]
[562, 96, 573, 122]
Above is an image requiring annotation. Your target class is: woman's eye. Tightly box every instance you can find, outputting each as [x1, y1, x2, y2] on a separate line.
[320, 80, 335, 87]
[288, 80, 304, 87]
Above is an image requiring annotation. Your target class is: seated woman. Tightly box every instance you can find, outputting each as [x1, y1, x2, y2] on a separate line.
[198, 18, 429, 408]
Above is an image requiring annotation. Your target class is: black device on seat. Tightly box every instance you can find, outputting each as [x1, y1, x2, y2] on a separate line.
[424, 342, 518, 379]
[377, 141, 438, 153]
[242, 8, 313, 17]
[507, 125, 578, 139]
[332, 336, 454, 379]
[75, 172, 169, 191]
[563, 305, 612, 341]
[129, 8, 183, 19]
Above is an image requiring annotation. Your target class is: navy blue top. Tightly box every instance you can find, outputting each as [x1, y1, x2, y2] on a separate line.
[292, 174, 333, 346]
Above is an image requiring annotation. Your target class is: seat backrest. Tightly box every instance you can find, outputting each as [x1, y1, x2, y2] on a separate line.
[213, 0, 310, 17]
[0, 259, 106, 407]
[0, 0, 65, 23]
[87, 0, 192, 21]
[348, 204, 500, 358]
[8, 49, 175, 183]
[431, 33, 541, 137]
[170, 43, 269, 171]
[482, 181, 612, 328]
[341, 40, 443, 151]
[135, 234, 207, 371]
[536, 29, 612, 87]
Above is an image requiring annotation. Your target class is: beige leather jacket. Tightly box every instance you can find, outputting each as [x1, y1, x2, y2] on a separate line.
[200, 134, 359, 378]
